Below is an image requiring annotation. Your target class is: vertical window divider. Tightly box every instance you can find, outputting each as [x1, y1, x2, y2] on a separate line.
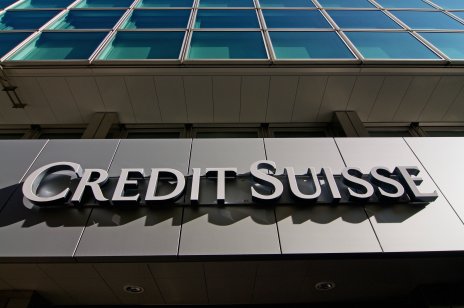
[180, 0, 197, 63]
[410, 30, 451, 61]
[255, 0, 274, 62]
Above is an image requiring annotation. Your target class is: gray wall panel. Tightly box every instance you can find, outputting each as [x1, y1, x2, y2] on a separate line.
[405, 137, 464, 223]
[335, 138, 464, 252]
[265, 138, 380, 254]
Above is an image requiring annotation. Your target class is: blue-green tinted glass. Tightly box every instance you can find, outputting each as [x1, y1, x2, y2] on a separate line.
[0, 0, 17, 9]
[75, 0, 134, 8]
[318, 0, 374, 8]
[0, 10, 58, 30]
[391, 11, 464, 29]
[451, 11, 464, 22]
[195, 10, 259, 28]
[430, 0, 464, 9]
[10, 32, 107, 60]
[13, 0, 73, 8]
[122, 10, 190, 29]
[328, 10, 401, 29]
[48, 10, 125, 29]
[99, 31, 184, 59]
[199, 0, 253, 7]
[270, 31, 355, 59]
[346, 32, 439, 59]
[137, 0, 193, 7]
[263, 10, 330, 28]
[375, 0, 434, 8]
[420, 32, 464, 59]
[0, 32, 31, 57]
[259, 0, 315, 7]
[188, 31, 267, 59]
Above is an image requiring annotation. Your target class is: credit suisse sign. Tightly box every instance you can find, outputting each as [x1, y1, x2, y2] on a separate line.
[22, 161, 438, 207]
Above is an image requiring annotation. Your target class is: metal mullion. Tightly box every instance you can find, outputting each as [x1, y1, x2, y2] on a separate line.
[411, 30, 451, 61]
[386, 9, 464, 32]
[422, 0, 445, 10]
[319, 8, 340, 30]
[442, 10, 464, 26]
[323, 7, 382, 11]
[367, 0, 382, 9]
[0, 30, 40, 63]
[180, 4, 195, 62]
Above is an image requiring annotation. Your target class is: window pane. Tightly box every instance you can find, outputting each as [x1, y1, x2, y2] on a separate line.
[263, 10, 330, 28]
[318, 0, 374, 8]
[137, 0, 193, 7]
[199, 0, 254, 7]
[270, 31, 355, 59]
[391, 11, 464, 30]
[195, 9, 259, 28]
[98, 31, 184, 59]
[48, 10, 125, 30]
[0, 32, 31, 57]
[375, 0, 433, 8]
[0, 10, 58, 30]
[328, 10, 401, 29]
[451, 11, 464, 22]
[430, 0, 464, 9]
[75, 0, 134, 8]
[10, 32, 107, 60]
[419, 32, 464, 59]
[346, 31, 439, 59]
[188, 31, 267, 59]
[13, 0, 74, 8]
[0, 0, 17, 9]
[122, 10, 190, 29]
[259, 0, 315, 7]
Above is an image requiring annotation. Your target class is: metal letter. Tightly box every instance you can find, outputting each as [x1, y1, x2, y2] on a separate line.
[341, 167, 374, 202]
[285, 167, 321, 201]
[250, 160, 283, 202]
[205, 168, 238, 204]
[22, 162, 83, 206]
[370, 166, 405, 201]
[320, 168, 341, 202]
[145, 168, 185, 204]
[112, 168, 145, 205]
[394, 166, 438, 202]
[71, 168, 109, 205]
[190, 168, 201, 204]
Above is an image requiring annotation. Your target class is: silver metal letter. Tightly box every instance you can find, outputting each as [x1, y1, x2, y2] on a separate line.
[22, 162, 83, 206]
[320, 168, 341, 202]
[370, 166, 405, 201]
[285, 167, 321, 201]
[190, 168, 201, 204]
[71, 168, 109, 204]
[394, 166, 438, 202]
[112, 168, 145, 204]
[145, 168, 185, 204]
[250, 160, 283, 202]
[341, 167, 374, 202]
[205, 168, 237, 204]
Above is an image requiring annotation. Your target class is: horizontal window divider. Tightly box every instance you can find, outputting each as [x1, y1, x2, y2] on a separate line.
[182, 58, 271, 64]
[191, 28, 263, 31]
[131, 7, 194, 9]
[116, 28, 189, 31]
[40, 29, 112, 32]
[266, 28, 334, 31]
[360, 58, 448, 64]
[272, 58, 361, 64]
[56, 7, 132, 10]
[91, 59, 183, 64]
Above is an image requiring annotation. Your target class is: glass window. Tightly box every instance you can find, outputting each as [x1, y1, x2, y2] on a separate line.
[0, 32, 31, 57]
[12, 0, 74, 8]
[451, 11, 464, 22]
[375, 0, 434, 8]
[259, 0, 315, 7]
[390, 11, 464, 30]
[9, 32, 107, 60]
[74, 0, 134, 8]
[318, 0, 374, 8]
[188, 31, 267, 59]
[269, 31, 355, 59]
[137, 0, 193, 7]
[48, 10, 125, 30]
[328, 10, 401, 29]
[345, 31, 440, 59]
[263, 10, 330, 28]
[98, 31, 184, 59]
[199, 0, 254, 7]
[122, 10, 190, 29]
[0, 0, 17, 9]
[194, 9, 259, 28]
[0, 10, 58, 30]
[419, 32, 464, 60]
[430, 0, 464, 9]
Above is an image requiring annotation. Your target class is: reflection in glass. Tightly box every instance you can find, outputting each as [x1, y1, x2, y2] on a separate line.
[328, 10, 401, 29]
[98, 31, 184, 59]
[420, 32, 464, 59]
[188, 31, 267, 59]
[270, 31, 355, 59]
[0, 32, 31, 57]
[259, 0, 315, 7]
[137, 0, 193, 7]
[375, 0, 434, 8]
[195, 10, 259, 28]
[12, 0, 74, 8]
[346, 32, 439, 59]
[122, 10, 190, 29]
[199, 0, 254, 7]
[0, 10, 58, 30]
[0, 0, 17, 9]
[430, 0, 464, 9]
[263, 10, 330, 28]
[10, 32, 107, 60]
[318, 0, 374, 8]
[391, 11, 464, 30]
[48, 10, 125, 29]
[75, 0, 134, 8]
